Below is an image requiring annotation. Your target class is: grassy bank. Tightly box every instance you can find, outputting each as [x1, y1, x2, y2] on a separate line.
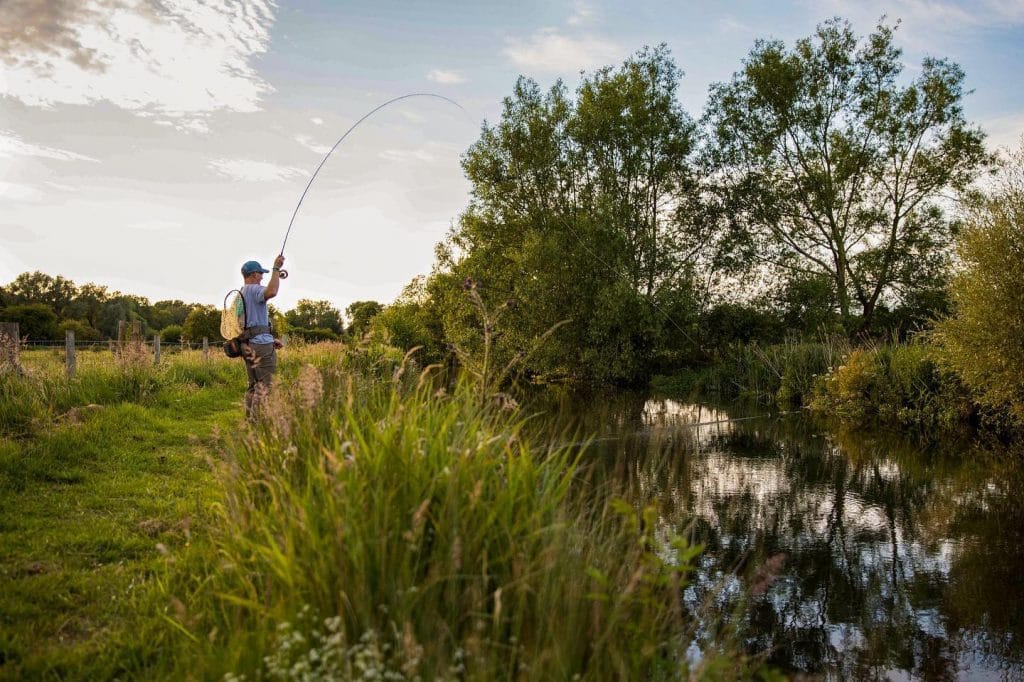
[653, 338, 1004, 434]
[0, 349, 244, 678]
[1, 344, 765, 679]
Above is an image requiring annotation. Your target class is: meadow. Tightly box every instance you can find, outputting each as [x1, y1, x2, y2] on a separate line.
[0, 343, 768, 680]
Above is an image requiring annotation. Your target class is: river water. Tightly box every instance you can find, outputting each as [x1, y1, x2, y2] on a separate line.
[544, 392, 1024, 680]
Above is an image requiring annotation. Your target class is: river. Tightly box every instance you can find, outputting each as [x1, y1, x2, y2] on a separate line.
[541, 391, 1024, 680]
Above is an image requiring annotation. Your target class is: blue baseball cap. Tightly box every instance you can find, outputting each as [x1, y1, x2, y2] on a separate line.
[241, 260, 270, 276]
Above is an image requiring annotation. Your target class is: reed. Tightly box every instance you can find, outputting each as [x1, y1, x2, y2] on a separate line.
[162, 358, 757, 680]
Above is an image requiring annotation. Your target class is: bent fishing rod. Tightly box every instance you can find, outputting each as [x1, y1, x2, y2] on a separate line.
[272, 92, 472, 279]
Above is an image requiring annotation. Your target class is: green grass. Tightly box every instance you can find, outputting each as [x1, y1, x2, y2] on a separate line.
[0, 345, 767, 680]
[0, 351, 244, 678]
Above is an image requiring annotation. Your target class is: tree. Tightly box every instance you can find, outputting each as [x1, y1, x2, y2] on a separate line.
[704, 18, 989, 330]
[96, 294, 150, 339]
[438, 46, 706, 384]
[59, 319, 102, 341]
[933, 142, 1024, 423]
[284, 299, 344, 335]
[0, 303, 59, 340]
[182, 305, 221, 343]
[146, 300, 194, 331]
[371, 277, 445, 361]
[66, 283, 110, 330]
[345, 300, 384, 338]
[4, 271, 78, 317]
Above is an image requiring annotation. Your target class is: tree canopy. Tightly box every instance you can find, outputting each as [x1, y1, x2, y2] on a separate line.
[704, 18, 989, 329]
[437, 45, 707, 383]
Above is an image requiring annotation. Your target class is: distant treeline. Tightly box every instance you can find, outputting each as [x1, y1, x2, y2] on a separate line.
[0, 271, 378, 345]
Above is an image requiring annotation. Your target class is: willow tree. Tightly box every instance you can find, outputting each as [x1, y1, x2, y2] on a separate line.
[435, 46, 707, 384]
[704, 18, 989, 329]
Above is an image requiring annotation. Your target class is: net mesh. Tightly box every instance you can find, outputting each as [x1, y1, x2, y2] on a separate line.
[220, 291, 244, 340]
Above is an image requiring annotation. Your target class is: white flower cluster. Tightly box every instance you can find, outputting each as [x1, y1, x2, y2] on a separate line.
[223, 607, 468, 681]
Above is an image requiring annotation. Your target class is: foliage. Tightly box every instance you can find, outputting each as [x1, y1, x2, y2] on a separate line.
[699, 302, 784, 349]
[439, 45, 707, 384]
[659, 339, 847, 407]
[284, 299, 344, 335]
[59, 319, 103, 342]
[933, 142, 1024, 424]
[0, 303, 59, 340]
[160, 324, 183, 343]
[344, 299, 383, 338]
[2, 271, 78, 317]
[810, 343, 972, 429]
[181, 305, 220, 342]
[369, 278, 446, 362]
[146, 299, 195, 330]
[704, 18, 989, 329]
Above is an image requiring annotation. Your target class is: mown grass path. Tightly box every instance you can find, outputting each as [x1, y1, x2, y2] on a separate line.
[0, 374, 244, 679]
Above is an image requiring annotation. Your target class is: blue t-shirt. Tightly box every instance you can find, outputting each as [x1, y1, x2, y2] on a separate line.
[238, 284, 274, 344]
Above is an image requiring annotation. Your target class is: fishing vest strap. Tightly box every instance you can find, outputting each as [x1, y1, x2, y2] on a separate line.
[244, 325, 272, 336]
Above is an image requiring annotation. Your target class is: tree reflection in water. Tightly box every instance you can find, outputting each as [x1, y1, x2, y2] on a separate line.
[544, 391, 1024, 680]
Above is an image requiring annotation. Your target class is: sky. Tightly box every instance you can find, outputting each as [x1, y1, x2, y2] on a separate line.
[2, 0, 1023, 314]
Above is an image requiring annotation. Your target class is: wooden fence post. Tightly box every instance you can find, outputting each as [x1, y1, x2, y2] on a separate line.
[202, 337, 209, 361]
[0, 322, 19, 372]
[153, 334, 161, 365]
[66, 329, 76, 378]
[131, 320, 142, 352]
[117, 320, 126, 354]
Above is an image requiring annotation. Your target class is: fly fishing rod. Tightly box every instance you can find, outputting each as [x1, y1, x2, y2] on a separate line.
[274, 92, 472, 279]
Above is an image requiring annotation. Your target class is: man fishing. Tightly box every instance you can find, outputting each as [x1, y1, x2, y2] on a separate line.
[239, 254, 286, 419]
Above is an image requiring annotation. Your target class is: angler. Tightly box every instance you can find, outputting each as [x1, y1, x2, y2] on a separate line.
[223, 255, 286, 420]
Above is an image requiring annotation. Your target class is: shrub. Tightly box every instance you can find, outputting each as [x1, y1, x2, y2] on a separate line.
[160, 325, 183, 343]
[933, 144, 1024, 425]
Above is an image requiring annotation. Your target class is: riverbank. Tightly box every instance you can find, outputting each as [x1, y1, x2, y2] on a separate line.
[652, 338, 1019, 438]
[0, 345, 763, 679]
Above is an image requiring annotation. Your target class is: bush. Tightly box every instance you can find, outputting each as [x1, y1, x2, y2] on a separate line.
[59, 319, 102, 341]
[933, 145, 1024, 425]
[0, 303, 58, 340]
[159, 325, 183, 343]
[810, 343, 972, 429]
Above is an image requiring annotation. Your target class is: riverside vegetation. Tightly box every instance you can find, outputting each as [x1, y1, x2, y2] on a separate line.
[0, 344, 775, 680]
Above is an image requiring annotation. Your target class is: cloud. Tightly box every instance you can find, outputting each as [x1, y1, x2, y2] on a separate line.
[208, 158, 306, 182]
[427, 69, 466, 85]
[295, 134, 332, 155]
[0, 0, 277, 132]
[379, 148, 437, 163]
[718, 16, 756, 35]
[503, 28, 624, 75]
[567, 0, 596, 25]
[310, 117, 324, 126]
[979, 113, 1024, 152]
[800, 0, 1024, 51]
[0, 130, 99, 162]
[0, 181, 44, 202]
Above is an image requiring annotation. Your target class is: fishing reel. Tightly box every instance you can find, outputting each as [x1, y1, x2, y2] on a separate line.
[278, 269, 288, 279]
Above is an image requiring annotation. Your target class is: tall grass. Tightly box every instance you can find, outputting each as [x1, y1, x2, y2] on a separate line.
[809, 341, 975, 429]
[162, 359, 760, 680]
[0, 348, 241, 438]
[654, 338, 849, 408]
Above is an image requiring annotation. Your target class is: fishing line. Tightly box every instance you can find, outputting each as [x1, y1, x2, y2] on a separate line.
[277, 92, 696, 347]
[278, 92, 473, 267]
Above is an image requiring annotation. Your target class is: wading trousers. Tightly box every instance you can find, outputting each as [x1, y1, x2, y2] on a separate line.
[244, 342, 277, 420]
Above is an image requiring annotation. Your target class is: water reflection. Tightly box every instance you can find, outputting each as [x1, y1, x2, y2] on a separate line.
[544, 391, 1024, 680]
